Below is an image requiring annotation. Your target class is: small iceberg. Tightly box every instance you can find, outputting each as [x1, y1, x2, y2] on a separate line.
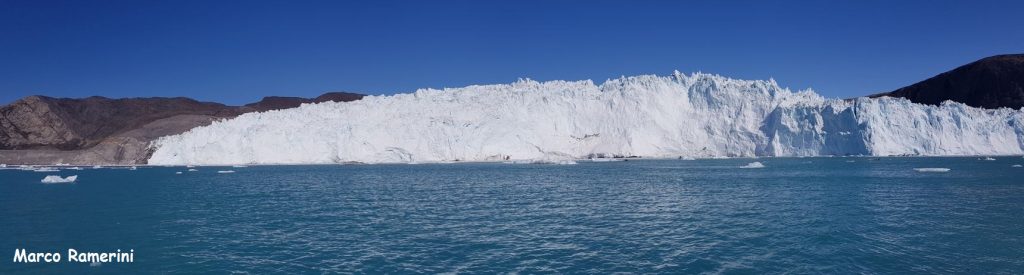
[232, 165, 248, 168]
[129, 166, 137, 170]
[67, 167, 83, 170]
[175, 171, 183, 174]
[914, 168, 951, 172]
[740, 162, 765, 168]
[982, 157, 996, 161]
[187, 169, 198, 172]
[588, 158, 623, 162]
[1012, 164, 1022, 168]
[217, 170, 235, 174]
[41, 175, 77, 183]
[92, 165, 103, 169]
[32, 167, 60, 172]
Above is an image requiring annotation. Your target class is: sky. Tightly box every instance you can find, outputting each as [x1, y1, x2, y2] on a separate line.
[1, 0, 1022, 105]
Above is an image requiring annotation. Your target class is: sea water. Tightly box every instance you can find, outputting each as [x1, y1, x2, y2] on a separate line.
[1, 157, 1022, 273]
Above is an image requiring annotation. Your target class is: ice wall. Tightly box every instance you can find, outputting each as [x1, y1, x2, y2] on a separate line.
[148, 72, 1024, 165]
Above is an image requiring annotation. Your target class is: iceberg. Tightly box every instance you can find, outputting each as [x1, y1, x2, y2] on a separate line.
[148, 72, 1024, 165]
[740, 162, 766, 168]
[217, 170, 235, 173]
[914, 168, 951, 172]
[41, 175, 77, 183]
[32, 167, 59, 172]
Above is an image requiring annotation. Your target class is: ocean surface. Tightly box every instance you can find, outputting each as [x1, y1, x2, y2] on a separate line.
[1, 157, 1023, 274]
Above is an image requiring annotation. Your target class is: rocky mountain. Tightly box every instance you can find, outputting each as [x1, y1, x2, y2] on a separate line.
[0, 92, 363, 165]
[872, 54, 1024, 109]
[244, 92, 364, 112]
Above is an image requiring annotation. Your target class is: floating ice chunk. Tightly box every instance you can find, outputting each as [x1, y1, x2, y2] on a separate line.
[67, 167, 83, 170]
[740, 162, 765, 168]
[982, 157, 996, 161]
[41, 175, 77, 183]
[175, 171, 183, 174]
[1012, 164, 1022, 168]
[186, 165, 195, 168]
[217, 170, 235, 173]
[588, 158, 623, 162]
[232, 165, 248, 168]
[92, 165, 103, 169]
[914, 168, 950, 172]
[32, 167, 59, 172]
[129, 166, 137, 170]
[0, 164, 6, 168]
[187, 169, 198, 172]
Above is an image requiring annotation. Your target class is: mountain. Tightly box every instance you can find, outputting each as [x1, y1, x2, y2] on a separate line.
[872, 54, 1024, 109]
[148, 72, 1024, 165]
[0, 92, 364, 164]
[244, 92, 365, 112]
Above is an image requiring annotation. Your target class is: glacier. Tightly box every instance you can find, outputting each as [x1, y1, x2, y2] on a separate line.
[148, 71, 1024, 165]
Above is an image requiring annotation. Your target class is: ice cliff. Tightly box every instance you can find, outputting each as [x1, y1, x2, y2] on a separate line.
[148, 72, 1024, 165]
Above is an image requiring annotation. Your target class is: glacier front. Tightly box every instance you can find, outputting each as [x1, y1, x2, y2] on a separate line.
[148, 72, 1024, 165]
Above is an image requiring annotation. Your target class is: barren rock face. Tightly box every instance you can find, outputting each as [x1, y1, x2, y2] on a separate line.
[0, 92, 364, 165]
[0, 96, 82, 150]
[872, 54, 1024, 109]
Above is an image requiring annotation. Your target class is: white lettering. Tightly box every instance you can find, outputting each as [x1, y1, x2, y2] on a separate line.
[13, 249, 60, 263]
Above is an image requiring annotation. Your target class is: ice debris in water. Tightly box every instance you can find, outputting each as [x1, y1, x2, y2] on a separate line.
[914, 168, 951, 172]
[982, 157, 996, 161]
[740, 162, 765, 168]
[1012, 164, 1022, 168]
[41, 175, 77, 183]
[217, 170, 235, 173]
[32, 167, 59, 172]
[175, 171, 183, 174]
[187, 169, 198, 172]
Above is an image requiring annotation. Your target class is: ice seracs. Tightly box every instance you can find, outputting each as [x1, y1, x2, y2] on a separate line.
[147, 72, 1024, 165]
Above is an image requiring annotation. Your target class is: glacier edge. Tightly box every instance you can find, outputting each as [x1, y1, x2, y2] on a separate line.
[147, 72, 1024, 165]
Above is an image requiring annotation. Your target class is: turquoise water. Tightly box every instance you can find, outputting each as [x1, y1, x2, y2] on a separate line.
[1, 157, 1023, 273]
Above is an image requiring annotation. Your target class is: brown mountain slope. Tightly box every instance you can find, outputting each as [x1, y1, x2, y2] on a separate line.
[0, 92, 364, 164]
[871, 54, 1024, 109]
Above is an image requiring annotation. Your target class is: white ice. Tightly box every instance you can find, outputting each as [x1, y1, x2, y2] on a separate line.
[914, 168, 951, 172]
[41, 175, 77, 183]
[740, 161, 766, 168]
[148, 72, 1024, 165]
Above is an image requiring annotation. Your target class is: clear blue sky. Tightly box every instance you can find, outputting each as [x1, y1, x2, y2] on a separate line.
[1, 0, 1022, 105]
